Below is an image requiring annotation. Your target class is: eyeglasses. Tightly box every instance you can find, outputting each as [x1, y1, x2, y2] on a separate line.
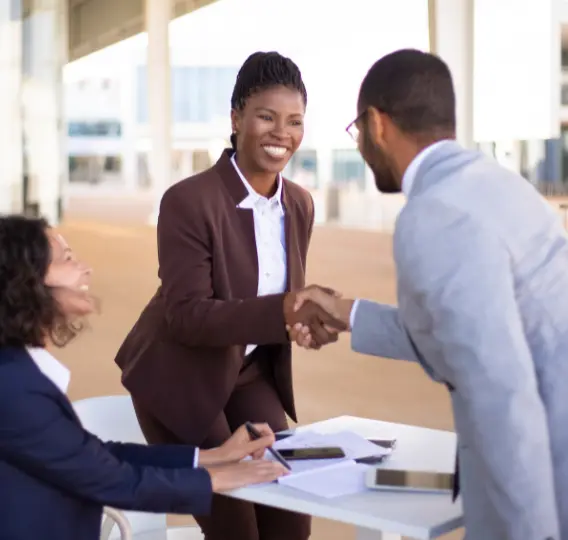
[345, 110, 367, 142]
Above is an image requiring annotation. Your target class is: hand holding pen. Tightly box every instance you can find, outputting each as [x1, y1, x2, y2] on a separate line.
[245, 421, 292, 471]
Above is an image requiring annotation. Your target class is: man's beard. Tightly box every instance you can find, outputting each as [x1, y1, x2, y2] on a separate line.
[361, 134, 400, 194]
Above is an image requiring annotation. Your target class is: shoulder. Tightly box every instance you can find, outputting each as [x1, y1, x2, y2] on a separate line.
[283, 178, 314, 217]
[0, 347, 48, 403]
[0, 346, 32, 375]
[161, 166, 223, 213]
[395, 194, 505, 281]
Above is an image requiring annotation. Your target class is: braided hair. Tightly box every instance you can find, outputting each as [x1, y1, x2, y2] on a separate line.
[230, 51, 307, 150]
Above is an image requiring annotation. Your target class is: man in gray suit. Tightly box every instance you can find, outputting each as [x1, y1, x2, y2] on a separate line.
[292, 49, 565, 539]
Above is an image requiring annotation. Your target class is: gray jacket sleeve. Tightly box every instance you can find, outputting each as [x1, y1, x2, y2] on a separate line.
[351, 300, 418, 361]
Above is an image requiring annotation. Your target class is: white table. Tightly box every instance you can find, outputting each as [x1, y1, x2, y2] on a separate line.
[229, 416, 463, 540]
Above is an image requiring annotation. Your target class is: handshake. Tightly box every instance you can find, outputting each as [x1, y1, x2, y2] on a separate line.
[283, 285, 354, 349]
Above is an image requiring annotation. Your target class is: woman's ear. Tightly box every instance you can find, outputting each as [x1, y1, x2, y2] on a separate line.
[230, 109, 240, 136]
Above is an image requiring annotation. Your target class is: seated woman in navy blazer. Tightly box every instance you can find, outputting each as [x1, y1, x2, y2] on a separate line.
[0, 215, 287, 540]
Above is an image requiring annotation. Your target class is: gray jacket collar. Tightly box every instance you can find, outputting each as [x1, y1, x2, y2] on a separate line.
[407, 141, 482, 199]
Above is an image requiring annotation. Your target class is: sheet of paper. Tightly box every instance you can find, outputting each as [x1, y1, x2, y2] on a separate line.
[279, 460, 369, 498]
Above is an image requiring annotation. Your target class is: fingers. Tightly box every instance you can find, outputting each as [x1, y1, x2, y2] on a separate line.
[308, 319, 334, 346]
[309, 324, 338, 349]
[245, 461, 289, 484]
[248, 422, 274, 440]
[318, 286, 342, 298]
[209, 460, 288, 492]
[287, 323, 312, 349]
[295, 289, 344, 322]
[293, 285, 339, 313]
[246, 435, 275, 457]
[288, 323, 312, 348]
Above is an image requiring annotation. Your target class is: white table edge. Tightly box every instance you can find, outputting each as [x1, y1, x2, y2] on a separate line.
[227, 487, 464, 539]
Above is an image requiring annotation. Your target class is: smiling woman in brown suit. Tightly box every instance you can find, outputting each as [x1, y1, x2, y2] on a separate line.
[114, 52, 317, 540]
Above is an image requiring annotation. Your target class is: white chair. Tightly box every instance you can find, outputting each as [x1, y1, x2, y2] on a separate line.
[101, 507, 132, 540]
[73, 395, 203, 540]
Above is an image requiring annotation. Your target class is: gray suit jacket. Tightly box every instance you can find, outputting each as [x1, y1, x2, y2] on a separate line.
[352, 141, 566, 540]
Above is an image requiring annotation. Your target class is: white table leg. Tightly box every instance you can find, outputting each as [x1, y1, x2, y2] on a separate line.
[356, 527, 401, 540]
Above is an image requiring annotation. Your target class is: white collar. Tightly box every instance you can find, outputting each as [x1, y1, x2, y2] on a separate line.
[27, 347, 71, 394]
[230, 154, 284, 215]
[402, 140, 454, 196]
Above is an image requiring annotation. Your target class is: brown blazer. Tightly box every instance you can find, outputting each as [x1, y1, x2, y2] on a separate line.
[114, 150, 314, 445]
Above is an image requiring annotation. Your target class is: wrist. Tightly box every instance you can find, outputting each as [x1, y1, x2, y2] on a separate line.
[338, 299, 355, 330]
[197, 447, 227, 467]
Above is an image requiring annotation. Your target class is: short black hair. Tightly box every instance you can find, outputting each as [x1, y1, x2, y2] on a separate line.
[359, 49, 456, 138]
[230, 51, 307, 149]
[0, 215, 78, 348]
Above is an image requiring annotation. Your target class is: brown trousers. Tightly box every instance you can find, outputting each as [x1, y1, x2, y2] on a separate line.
[132, 347, 311, 540]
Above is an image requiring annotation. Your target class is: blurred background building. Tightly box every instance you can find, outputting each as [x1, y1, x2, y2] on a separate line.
[1, 0, 565, 228]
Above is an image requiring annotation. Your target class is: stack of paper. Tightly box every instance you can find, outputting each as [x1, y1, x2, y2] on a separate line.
[264, 431, 391, 498]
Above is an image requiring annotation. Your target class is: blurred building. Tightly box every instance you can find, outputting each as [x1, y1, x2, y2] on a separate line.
[62, 0, 568, 230]
[1, 0, 563, 228]
[63, 30, 391, 226]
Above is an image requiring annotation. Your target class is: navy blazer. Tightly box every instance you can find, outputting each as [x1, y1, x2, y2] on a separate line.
[0, 346, 213, 540]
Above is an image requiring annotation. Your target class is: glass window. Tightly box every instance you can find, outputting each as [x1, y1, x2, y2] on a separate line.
[332, 149, 366, 191]
[104, 156, 122, 173]
[137, 66, 239, 124]
[67, 121, 122, 137]
[285, 150, 318, 189]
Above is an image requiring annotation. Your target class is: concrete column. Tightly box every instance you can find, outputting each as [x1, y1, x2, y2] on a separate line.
[119, 63, 138, 192]
[428, 0, 474, 149]
[21, 0, 67, 225]
[316, 146, 333, 224]
[146, 0, 173, 224]
[0, 0, 24, 215]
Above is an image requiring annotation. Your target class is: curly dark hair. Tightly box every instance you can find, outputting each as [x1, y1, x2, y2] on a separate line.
[230, 51, 307, 150]
[0, 215, 80, 348]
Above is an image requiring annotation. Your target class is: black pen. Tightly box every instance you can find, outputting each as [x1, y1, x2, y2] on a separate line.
[245, 422, 292, 471]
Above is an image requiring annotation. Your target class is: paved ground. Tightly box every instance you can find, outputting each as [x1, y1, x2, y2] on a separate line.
[63, 188, 568, 539]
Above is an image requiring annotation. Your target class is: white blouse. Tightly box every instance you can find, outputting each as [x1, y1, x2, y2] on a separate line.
[27, 347, 71, 394]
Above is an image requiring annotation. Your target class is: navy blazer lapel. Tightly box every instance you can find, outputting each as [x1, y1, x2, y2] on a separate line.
[20, 348, 80, 423]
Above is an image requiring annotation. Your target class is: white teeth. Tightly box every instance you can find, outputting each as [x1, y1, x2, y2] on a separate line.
[79, 285, 89, 291]
[263, 145, 287, 158]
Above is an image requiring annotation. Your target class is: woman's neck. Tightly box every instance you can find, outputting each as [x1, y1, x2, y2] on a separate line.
[235, 153, 279, 198]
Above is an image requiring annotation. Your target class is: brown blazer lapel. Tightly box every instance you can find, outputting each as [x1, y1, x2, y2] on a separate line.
[215, 150, 258, 299]
[235, 208, 259, 298]
[282, 186, 304, 292]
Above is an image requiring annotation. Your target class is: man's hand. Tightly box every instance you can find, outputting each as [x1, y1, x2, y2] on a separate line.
[283, 285, 348, 349]
[287, 286, 355, 349]
[206, 460, 289, 492]
[198, 423, 275, 466]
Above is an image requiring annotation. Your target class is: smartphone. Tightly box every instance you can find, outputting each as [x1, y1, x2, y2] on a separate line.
[366, 468, 454, 494]
[278, 447, 346, 461]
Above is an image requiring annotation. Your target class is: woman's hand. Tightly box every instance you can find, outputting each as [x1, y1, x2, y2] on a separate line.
[206, 460, 288, 492]
[198, 423, 275, 466]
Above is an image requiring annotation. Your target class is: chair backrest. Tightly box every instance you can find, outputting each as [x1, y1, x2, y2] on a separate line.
[73, 395, 147, 444]
[72, 395, 168, 536]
